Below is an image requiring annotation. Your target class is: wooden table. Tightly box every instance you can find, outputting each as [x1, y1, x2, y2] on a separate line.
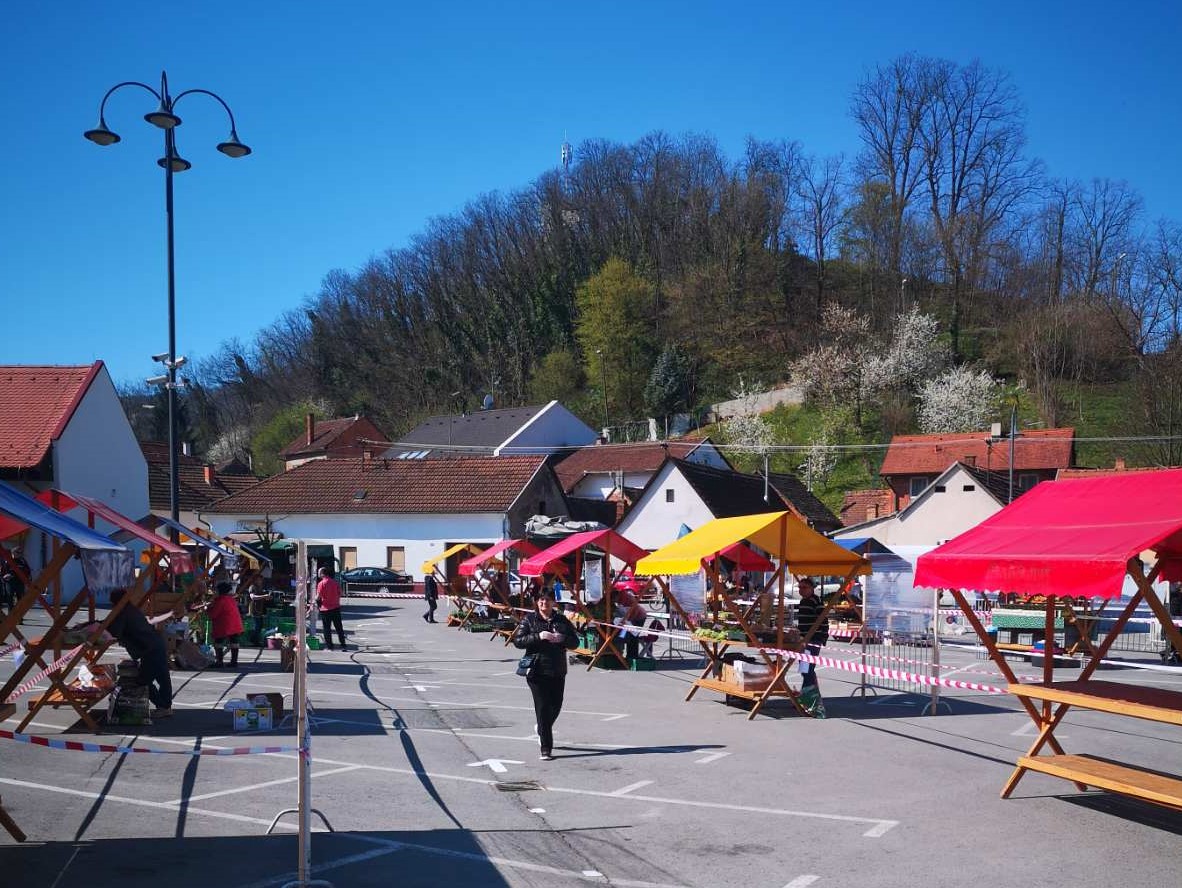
[1006, 680, 1182, 810]
[685, 637, 808, 720]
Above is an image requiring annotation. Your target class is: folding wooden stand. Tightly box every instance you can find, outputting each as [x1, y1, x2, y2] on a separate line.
[951, 560, 1182, 808]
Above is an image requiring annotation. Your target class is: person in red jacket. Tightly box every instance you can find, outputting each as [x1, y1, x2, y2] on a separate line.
[207, 582, 244, 668]
[315, 567, 347, 650]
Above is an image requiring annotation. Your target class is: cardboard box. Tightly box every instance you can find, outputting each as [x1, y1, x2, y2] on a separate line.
[249, 693, 285, 719]
[232, 706, 273, 732]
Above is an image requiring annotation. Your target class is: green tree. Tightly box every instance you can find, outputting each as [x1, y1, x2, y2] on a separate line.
[528, 348, 585, 405]
[575, 258, 657, 422]
[251, 402, 329, 476]
[644, 344, 694, 419]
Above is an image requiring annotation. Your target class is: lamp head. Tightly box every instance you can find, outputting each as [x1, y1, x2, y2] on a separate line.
[157, 154, 192, 173]
[84, 119, 121, 146]
[145, 104, 181, 129]
[217, 129, 252, 159]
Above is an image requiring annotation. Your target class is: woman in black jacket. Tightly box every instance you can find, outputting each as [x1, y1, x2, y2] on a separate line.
[512, 594, 578, 760]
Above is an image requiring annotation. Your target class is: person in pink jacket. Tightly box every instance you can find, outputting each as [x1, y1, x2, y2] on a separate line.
[315, 567, 347, 650]
[207, 582, 244, 668]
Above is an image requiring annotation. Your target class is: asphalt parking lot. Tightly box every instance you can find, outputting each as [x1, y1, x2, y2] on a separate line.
[4, 600, 1182, 888]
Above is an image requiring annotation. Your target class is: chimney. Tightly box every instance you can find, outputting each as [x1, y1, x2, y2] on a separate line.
[964, 455, 977, 467]
[203, 465, 215, 485]
[305, 412, 315, 446]
[1115, 457, 1126, 471]
[361, 448, 372, 470]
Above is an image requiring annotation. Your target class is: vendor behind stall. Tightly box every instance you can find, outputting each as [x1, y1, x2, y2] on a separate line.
[103, 589, 173, 717]
[247, 576, 270, 645]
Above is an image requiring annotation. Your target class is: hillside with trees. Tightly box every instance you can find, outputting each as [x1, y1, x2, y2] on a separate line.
[127, 53, 1182, 489]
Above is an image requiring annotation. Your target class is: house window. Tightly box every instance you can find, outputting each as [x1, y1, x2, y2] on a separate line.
[339, 546, 357, 571]
[1018, 473, 1039, 491]
[934, 485, 946, 493]
[962, 485, 976, 492]
[666, 489, 675, 503]
[386, 546, 405, 572]
[909, 476, 928, 497]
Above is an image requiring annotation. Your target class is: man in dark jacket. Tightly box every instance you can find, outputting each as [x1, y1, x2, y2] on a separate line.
[512, 593, 578, 760]
[105, 588, 173, 717]
[423, 573, 439, 623]
[795, 578, 829, 718]
[1, 546, 31, 615]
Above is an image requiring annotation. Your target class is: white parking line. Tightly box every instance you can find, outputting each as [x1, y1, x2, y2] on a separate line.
[695, 752, 730, 764]
[782, 876, 820, 888]
[164, 765, 363, 805]
[610, 780, 654, 796]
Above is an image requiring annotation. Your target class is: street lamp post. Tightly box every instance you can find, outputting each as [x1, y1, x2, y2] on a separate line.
[85, 71, 251, 531]
[595, 348, 609, 438]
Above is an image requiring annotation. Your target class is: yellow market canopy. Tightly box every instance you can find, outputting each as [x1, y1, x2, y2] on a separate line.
[636, 511, 871, 576]
[421, 543, 484, 575]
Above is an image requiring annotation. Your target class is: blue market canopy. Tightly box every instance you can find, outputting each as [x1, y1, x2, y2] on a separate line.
[134, 514, 238, 559]
[834, 537, 913, 574]
[0, 482, 133, 591]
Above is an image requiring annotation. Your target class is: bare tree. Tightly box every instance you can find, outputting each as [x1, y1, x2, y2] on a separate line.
[795, 154, 848, 311]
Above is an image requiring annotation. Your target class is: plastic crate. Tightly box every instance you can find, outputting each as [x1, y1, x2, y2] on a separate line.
[629, 657, 656, 671]
[306, 636, 323, 650]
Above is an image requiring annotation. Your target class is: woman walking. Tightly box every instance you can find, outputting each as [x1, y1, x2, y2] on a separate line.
[512, 592, 578, 760]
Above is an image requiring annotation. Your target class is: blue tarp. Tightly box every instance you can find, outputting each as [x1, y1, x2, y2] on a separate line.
[136, 515, 238, 559]
[0, 482, 133, 591]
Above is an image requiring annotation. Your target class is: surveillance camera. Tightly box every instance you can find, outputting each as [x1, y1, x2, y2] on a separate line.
[172, 355, 188, 369]
[146, 374, 169, 386]
[151, 352, 169, 363]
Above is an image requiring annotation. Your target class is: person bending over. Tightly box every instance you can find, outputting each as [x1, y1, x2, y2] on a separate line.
[104, 588, 173, 717]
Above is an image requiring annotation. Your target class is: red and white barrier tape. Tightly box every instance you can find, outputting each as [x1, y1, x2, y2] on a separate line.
[342, 591, 423, 599]
[3, 645, 85, 704]
[0, 729, 300, 755]
[1, 640, 23, 658]
[752, 645, 1006, 694]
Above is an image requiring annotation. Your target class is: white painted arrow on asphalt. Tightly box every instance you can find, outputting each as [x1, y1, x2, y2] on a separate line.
[467, 758, 523, 774]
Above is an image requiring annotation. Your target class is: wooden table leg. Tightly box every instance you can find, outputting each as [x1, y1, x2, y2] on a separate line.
[0, 797, 27, 842]
[686, 643, 720, 702]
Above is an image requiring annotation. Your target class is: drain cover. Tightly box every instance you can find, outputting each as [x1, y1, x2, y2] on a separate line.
[495, 781, 542, 792]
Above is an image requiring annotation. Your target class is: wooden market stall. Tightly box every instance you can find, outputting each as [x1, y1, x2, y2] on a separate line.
[914, 469, 1182, 810]
[421, 543, 486, 626]
[519, 529, 649, 670]
[0, 484, 135, 734]
[457, 539, 541, 635]
[637, 511, 871, 719]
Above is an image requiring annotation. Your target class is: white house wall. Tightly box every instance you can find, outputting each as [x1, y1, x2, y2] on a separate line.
[44, 367, 149, 597]
[617, 463, 713, 550]
[497, 401, 596, 455]
[571, 471, 655, 500]
[203, 511, 506, 580]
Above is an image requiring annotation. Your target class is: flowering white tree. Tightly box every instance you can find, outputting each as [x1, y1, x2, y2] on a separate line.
[206, 425, 252, 465]
[798, 434, 840, 489]
[725, 377, 772, 457]
[863, 306, 949, 394]
[791, 304, 871, 408]
[916, 366, 1001, 433]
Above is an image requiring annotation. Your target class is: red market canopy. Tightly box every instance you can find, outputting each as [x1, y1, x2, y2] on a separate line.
[458, 538, 541, 576]
[42, 489, 194, 575]
[914, 469, 1182, 599]
[712, 542, 775, 572]
[519, 529, 647, 577]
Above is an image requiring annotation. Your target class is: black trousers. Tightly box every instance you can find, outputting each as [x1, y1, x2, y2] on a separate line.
[320, 608, 346, 648]
[624, 618, 645, 660]
[424, 596, 437, 622]
[801, 643, 823, 691]
[138, 646, 173, 709]
[527, 673, 566, 754]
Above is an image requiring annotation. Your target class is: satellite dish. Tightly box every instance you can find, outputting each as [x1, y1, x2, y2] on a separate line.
[482, 394, 495, 410]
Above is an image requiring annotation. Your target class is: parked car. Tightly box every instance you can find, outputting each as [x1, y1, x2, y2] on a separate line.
[613, 567, 652, 598]
[339, 567, 414, 592]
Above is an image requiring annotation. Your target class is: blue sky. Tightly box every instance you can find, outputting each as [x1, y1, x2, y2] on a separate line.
[3, 1, 1179, 385]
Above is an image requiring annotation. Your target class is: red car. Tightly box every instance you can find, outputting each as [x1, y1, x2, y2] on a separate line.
[613, 567, 652, 598]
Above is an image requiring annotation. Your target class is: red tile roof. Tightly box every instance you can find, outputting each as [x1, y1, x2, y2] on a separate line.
[1058, 461, 1180, 480]
[202, 455, 549, 515]
[281, 416, 386, 459]
[839, 489, 896, 526]
[140, 442, 260, 512]
[0, 363, 103, 469]
[554, 440, 719, 492]
[879, 428, 1075, 477]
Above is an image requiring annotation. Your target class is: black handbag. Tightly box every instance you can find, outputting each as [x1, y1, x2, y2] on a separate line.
[516, 653, 537, 677]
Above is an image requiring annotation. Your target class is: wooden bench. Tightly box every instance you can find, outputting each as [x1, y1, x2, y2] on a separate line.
[1004, 680, 1182, 808]
[1016, 754, 1182, 810]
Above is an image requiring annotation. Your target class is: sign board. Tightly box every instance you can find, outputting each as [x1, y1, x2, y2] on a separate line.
[668, 569, 707, 615]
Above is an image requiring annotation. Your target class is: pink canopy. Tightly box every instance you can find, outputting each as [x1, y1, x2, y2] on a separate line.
[519, 529, 648, 577]
[458, 538, 541, 576]
[43, 489, 194, 575]
[712, 542, 775, 572]
[914, 469, 1182, 599]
